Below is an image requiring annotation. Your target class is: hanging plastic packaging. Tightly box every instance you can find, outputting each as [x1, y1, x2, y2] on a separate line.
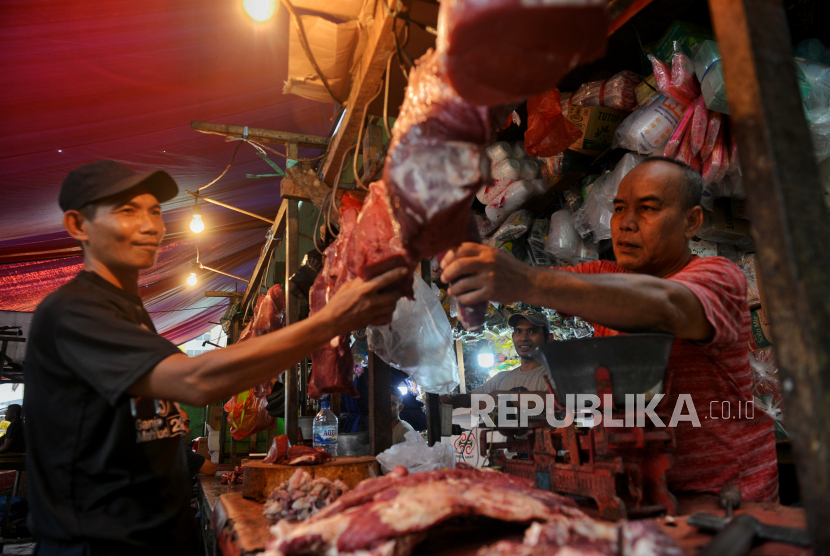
[572, 153, 645, 242]
[700, 112, 723, 161]
[690, 96, 709, 156]
[570, 70, 643, 111]
[368, 274, 460, 394]
[795, 58, 830, 162]
[224, 389, 276, 441]
[693, 40, 730, 114]
[485, 141, 512, 162]
[485, 180, 535, 224]
[795, 38, 830, 66]
[543, 208, 581, 263]
[701, 125, 725, 186]
[524, 88, 583, 158]
[649, 44, 699, 106]
[663, 101, 695, 158]
[491, 158, 521, 183]
[493, 209, 533, 242]
[613, 94, 690, 155]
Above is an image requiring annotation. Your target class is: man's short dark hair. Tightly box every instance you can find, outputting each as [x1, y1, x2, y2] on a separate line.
[640, 157, 703, 211]
[6, 404, 21, 419]
[391, 387, 403, 402]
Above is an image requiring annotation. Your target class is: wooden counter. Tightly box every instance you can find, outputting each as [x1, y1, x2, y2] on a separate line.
[242, 456, 379, 502]
[210, 490, 812, 556]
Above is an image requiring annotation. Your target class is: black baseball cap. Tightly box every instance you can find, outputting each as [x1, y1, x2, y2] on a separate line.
[59, 160, 178, 212]
[507, 310, 551, 335]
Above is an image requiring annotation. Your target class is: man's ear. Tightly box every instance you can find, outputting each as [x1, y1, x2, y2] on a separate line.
[684, 206, 704, 239]
[63, 210, 90, 244]
[546, 333, 554, 343]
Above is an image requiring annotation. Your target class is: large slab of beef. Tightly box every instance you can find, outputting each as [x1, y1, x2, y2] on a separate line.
[265, 466, 584, 556]
[478, 517, 684, 556]
[237, 284, 287, 398]
[436, 0, 608, 106]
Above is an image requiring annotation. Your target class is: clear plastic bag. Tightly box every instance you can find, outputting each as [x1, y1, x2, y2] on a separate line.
[693, 40, 730, 114]
[572, 154, 644, 242]
[613, 94, 691, 155]
[796, 58, 830, 162]
[376, 430, 455, 474]
[493, 209, 533, 242]
[544, 208, 581, 264]
[570, 70, 643, 111]
[485, 181, 535, 225]
[368, 274, 460, 394]
[524, 88, 583, 158]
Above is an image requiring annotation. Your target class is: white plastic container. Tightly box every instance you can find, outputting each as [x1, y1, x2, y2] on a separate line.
[511, 141, 528, 159]
[485, 141, 512, 162]
[485, 180, 535, 224]
[491, 158, 521, 181]
[520, 159, 540, 180]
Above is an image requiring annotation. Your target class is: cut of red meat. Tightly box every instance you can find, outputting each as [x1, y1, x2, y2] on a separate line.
[438, 0, 608, 106]
[268, 467, 583, 556]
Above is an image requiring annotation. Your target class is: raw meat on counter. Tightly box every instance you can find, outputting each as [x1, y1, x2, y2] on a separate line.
[436, 0, 608, 106]
[263, 469, 350, 522]
[478, 517, 684, 556]
[263, 435, 333, 466]
[265, 466, 583, 556]
[219, 466, 245, 485]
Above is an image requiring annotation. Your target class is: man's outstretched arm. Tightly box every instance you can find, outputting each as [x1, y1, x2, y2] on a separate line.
[441, 243, 713, 341]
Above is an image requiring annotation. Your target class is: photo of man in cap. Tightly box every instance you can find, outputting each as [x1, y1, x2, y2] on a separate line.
[23, 160, 407, 555]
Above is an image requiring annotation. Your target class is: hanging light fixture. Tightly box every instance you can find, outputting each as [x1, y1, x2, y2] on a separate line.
[243, 0, 277, 22]
[190, 201, 205, 234]
[477, 347, 495, 368]
[186, 271, 198, 287]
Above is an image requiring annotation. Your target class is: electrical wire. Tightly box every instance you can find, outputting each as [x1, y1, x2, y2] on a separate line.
[197, 141, 243, 193]
[382, 27, 395, 140]
[328, 143, 357, 238]
[312, 191, 331, 254]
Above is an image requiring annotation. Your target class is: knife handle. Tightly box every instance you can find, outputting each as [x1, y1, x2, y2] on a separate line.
[699, 514, 758, 556]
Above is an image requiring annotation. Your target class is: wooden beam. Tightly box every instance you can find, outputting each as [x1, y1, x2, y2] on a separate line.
[280, 177, 367, 204]
[320, 0, 411, 185]
[284, 197, 301, 445]
[369, 351, 393, 455]
[204, 291, 244, 298]
[191, 121, 329, 149]
[283, 166, 341, 226]
[239, 201, 288, 313]
[709, 0, 830, 550]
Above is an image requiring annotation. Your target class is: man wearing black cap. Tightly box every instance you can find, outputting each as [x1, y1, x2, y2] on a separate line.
[24, 160, 407, 555]
[443, 310, 553, 407]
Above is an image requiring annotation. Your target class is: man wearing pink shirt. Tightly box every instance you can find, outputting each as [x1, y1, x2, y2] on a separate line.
[441, 157, 778, 502]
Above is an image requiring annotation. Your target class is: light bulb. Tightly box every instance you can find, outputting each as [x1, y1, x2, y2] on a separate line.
[478, 352, 495, 368]
[243, 0, 277, 21]
[397, 385, 407, 397]
[186, 272, 197, 287]
[190, 214, 205, 233]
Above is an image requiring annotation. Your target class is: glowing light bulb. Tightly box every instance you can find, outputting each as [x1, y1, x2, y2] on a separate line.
[397, 385, 407, 397]
[243, 0, 277, 21]
[190, 214, 205, 233]
[478, 352, 495, 368]
[186, 273, 197, 287]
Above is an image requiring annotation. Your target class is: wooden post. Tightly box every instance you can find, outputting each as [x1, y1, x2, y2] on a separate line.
[369, 351, 393, 455]
[709, 0, 830, 549]
[456, 339, 466, 394]
[284, 195, 301, 444]
[418, 259, 443, 446]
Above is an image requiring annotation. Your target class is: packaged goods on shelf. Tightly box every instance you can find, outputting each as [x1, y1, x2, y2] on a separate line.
[749, 308, 773, 352]
[486, 141, 512, 162]
[570, 70, 643, 111]
[649, 44, 700, 106]
[485, 180, 541, 225]
[613, 94, 690, 155]
[693, 40, 730, 114]
[493, 210, 534, 242]
[697, 198, 751, 244]
[565, 104, 629, 155]
[736, 253, 761, 307]
[525, 88, 583, 157]
[647, 20, 713, 63]
[635, 75, 658, 106]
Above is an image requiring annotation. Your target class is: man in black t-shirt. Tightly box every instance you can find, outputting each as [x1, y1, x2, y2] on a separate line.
[0, 404, 24, 454]
[24, 160, 406, 556]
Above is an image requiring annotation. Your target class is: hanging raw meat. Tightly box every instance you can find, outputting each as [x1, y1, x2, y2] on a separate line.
[436, 0, 608, 106]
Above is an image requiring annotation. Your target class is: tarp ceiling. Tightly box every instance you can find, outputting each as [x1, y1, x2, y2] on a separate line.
[0, 0, 334, 345]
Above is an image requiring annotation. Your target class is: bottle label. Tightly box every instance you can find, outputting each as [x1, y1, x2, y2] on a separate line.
[313, 426, 337, 447]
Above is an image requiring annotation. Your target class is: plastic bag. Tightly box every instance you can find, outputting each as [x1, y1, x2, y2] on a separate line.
[648, 20, 713, 62]
[493, 209, 533, 242]
[693, 40, 730, 114]
[491, 158, 521, 184]
[524, 88, 583, 158]
[690, 96, 708, 156]
[544, 208, 581, 263]
[572, 153, 645, 242]
[701, 126, 725, 186]
[474, 212, 498, 238]
[613, 94, 690, 155]
[223, 389, 277, 441]
[485, 181, 536, 225]
[795, 38, 830, 66]
[649, 44, 699, 106]
[700, 111, 722, 161]
[368, 274, 460, 394]
[663, 100, 695, 158]
[376, 430, 455, 474]
[528, 217, 549, 250]
[570, 70, 643, 111]
[795, 58, 830, 162]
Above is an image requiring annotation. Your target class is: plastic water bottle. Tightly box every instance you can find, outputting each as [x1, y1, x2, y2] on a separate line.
[312, 401, 338, 456]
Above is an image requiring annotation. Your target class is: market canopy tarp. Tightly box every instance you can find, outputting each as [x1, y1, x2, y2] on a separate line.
[0, 0, 333, 344]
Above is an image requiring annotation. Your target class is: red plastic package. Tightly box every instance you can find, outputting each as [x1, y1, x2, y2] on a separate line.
[702, 125, 725, 185]
[663, 102, 695, 158]
[224, 388, 276, 441]
[690, 97, 709, 156]
[524, 88, 583, 158]
[649, 44, 700, 107]
[713, 127, 730, 184]
[700, 111, 722, 161]
[675, 125, 694, 165]
[690, 153, 702, 173]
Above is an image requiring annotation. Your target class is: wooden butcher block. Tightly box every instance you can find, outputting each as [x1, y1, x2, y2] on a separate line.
[242, 456, 379, 502]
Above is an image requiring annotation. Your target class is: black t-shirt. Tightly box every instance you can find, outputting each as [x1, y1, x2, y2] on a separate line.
[23, 271, 195, 553]
[4, 419, 25, 453]
[184, 445, 206, 478]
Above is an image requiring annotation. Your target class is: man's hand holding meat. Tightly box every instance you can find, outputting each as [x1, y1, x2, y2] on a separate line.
[441, 157, 779, 503]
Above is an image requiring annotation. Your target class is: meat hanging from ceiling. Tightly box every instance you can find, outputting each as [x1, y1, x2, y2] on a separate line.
[436, 0, 609, 106]
[307, 49, 499, 398]
[265, 466, 586, 556]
